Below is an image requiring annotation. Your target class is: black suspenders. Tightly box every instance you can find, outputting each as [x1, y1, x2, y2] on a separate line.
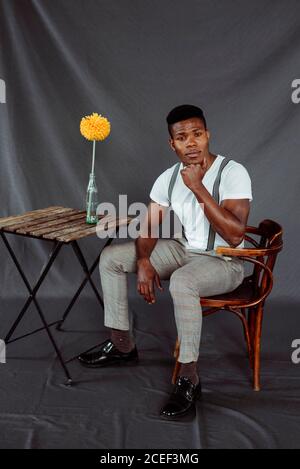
[167, 157, 231, 251]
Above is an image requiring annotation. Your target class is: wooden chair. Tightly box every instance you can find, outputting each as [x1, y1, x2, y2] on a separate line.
[172, 219, 283, 391]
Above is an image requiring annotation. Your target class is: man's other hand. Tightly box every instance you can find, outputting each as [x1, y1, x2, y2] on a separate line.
[137, 258, 163, 304]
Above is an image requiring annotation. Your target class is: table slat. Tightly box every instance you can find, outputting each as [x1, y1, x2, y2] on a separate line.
[0, 206, 63, 225]
[29, 213, 87, 236]
[16, 210, 86, 236]
[57, 217, 132, 243]
[0, 207, 71, 229]
[34, 218, 87, 237]
[42, 221, 93, 240]
[6, 209, 78, 233]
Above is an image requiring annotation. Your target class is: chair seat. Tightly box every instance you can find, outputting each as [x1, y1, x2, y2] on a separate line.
[201, 276, 257, 307]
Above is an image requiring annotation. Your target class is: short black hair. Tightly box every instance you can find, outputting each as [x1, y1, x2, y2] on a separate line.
[166, 104, 207, 136]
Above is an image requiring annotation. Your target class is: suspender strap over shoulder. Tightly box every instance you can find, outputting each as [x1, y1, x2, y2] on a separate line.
[168, 162, 181, 204]
[206, 157, 231, 251]
[167, 162, 187, 240]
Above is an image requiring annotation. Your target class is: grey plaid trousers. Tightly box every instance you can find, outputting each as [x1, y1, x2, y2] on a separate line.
[99, 238, 244, 363]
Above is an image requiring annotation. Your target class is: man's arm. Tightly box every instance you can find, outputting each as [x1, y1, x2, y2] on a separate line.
[193, 186, 250, 246]
[136, 202, 168, 303]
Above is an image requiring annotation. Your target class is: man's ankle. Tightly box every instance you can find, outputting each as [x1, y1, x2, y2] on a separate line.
[178, 361, 199, 386]
[110, 328, 135, 353]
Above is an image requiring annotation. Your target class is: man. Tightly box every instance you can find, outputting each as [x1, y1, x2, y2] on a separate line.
[78, 104, 252, 419]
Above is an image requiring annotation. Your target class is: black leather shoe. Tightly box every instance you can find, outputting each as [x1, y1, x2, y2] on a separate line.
[160, 376, 202, 419]
[77, 339, 138, 368]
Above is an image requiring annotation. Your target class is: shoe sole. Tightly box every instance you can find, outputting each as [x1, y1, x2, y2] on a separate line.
[160, 405, 197, 421]
[78, 357, 139, 368]
[159, 388, 202, 420]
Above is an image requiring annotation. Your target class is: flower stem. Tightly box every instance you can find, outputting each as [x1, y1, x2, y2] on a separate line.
[91, 140, 96, 174]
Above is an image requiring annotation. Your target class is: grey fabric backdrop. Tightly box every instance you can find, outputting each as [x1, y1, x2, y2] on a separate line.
[1, 0, 300, 450]
[0, 0, 299, 301]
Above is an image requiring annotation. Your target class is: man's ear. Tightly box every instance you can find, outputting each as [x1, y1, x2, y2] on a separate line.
[206, 130, 210, 141]
[169, 137, 176, 151]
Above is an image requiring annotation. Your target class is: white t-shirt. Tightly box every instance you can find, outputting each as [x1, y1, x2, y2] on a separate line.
[149, 155, 253, 250]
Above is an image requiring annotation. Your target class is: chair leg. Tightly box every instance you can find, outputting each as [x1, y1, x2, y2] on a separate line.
[243, 319, 253, 371]
[172, 339, 180, 385]
[230, 308, 253, 371]
[253, 303, 264, 391]
[248, 306, 256, 348]
[248, 307, 257, 369]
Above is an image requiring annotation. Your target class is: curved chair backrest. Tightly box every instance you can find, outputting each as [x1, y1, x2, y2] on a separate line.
[245, 219, 283, 298]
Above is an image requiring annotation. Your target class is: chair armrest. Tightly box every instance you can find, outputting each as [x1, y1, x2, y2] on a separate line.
[215, 245, 281, 257]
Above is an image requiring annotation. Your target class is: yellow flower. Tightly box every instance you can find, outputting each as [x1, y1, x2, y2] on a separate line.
[80, 113, 111, 141]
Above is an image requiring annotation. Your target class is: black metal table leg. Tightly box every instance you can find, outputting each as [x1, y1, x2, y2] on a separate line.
[1, 234, 72, 384]
[1, 235, 62, 342]
[56, 237, 114, 330]
[32, 299, 73, 386]
[72, 241, 104, 306]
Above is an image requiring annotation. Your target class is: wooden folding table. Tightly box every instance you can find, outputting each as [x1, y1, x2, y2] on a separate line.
[0, 206, 131, 385]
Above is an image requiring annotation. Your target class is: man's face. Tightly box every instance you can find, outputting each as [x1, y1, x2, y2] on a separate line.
[169, 117, 210, 166]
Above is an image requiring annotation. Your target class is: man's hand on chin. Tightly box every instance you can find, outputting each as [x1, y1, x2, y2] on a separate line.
[180, 159, 207, 192]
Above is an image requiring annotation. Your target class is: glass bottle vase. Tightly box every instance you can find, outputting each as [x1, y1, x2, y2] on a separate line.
[86, 172, 98, 224]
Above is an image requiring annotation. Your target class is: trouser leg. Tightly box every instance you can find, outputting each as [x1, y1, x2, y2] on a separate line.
[99, 239, 186, 331]
[169, 253, 244, 363]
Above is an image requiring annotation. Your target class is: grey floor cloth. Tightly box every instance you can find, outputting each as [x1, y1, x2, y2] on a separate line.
[0, 294, 299, 449]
